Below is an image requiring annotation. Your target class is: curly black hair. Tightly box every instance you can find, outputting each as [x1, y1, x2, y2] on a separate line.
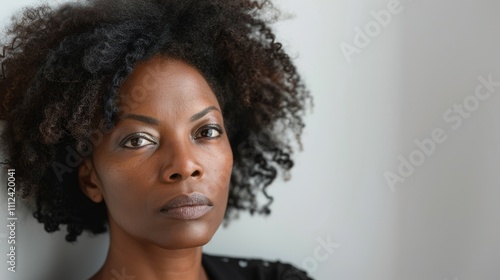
[0, 0, 310, 242]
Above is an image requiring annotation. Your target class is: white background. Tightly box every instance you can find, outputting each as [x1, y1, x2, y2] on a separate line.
[2, 0, 500, 279]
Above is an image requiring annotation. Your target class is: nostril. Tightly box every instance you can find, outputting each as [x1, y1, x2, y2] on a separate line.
[169, 173, 181, 180]
[166, 170, 201, 181]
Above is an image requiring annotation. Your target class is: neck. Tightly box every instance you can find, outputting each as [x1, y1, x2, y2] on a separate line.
[90, 223, 208, 280]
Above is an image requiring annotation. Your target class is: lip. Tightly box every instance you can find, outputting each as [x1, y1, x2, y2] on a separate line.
[160, 193, 213, 220]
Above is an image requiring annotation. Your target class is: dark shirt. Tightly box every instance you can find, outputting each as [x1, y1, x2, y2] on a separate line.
[202, 253, 313, 280]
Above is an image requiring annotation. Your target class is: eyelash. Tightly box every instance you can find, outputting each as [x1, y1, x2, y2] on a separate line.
[194, 125, 224, 140]
[120, 133, 157, 149]
[120, 125, 223, 149]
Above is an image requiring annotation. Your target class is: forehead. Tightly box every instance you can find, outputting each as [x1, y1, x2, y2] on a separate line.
[117, 57, 219, 113]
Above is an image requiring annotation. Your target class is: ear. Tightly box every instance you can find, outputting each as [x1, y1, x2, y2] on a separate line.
[78, 159, 104, 203]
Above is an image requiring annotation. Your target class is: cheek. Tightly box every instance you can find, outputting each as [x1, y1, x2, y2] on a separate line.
[96, 159, 156, 219]
[205, 141, 233, 199]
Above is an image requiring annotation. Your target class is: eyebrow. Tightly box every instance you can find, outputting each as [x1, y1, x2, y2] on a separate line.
[123, 114, 161, 125]
[121, 106, 220, 125]
[190, 106, 220, 123]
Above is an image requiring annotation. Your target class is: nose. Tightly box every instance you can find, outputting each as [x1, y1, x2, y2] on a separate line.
[160, 141, 204, 183]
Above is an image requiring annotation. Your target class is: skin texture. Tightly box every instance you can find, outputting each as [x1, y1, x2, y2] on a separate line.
[0, 0, 310, 242]
[79, 57, 233, 279]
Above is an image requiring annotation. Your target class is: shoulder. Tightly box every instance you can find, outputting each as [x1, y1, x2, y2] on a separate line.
[202, 253, 313, 280]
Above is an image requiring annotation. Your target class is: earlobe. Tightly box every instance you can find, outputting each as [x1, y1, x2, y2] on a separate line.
[78, 159, 103, 203]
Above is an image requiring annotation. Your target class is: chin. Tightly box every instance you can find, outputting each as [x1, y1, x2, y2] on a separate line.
[141, 218, 220, 250]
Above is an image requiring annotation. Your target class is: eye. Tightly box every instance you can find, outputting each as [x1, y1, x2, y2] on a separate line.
[194, 125, 223, 140]
[121, 133, 157, 149]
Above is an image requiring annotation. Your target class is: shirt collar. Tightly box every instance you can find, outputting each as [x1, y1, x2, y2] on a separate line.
[202, 253, 246, 280]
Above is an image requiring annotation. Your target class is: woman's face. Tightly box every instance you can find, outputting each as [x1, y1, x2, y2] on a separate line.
[79, 57, 233, 249]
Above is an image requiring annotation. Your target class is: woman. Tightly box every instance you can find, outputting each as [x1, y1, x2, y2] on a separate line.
[0, 0, 311, 279]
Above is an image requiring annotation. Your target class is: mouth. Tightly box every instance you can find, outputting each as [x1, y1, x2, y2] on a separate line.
[160, 193, 213, 220]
